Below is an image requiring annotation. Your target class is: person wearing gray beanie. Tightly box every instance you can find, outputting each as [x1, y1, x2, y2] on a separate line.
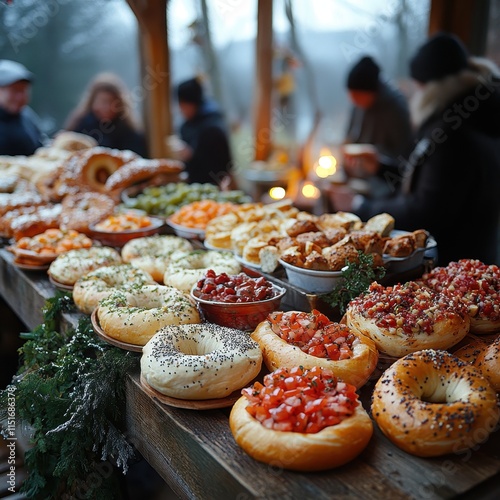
[0, 59, 43, 156]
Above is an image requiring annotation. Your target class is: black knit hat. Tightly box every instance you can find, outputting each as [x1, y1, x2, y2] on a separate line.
[177, 78, 203, 104]
[410, 33, 468, 83]
[347, 56, 380, 91]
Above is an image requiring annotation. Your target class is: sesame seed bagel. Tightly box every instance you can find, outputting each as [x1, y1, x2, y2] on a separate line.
[164, 250, 241, 292]
[96, 284, 201, 346]
[346, 281, 470, 357]
[141, 323, 262, 400]
[48, 246, 122, 286]
[372, 349, 500, 457]
[121, 235, 193, 282]
[73, 264, 155, 314]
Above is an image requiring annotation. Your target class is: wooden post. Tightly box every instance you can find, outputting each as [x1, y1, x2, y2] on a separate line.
[126, 0, 171, 158]
[428, 0, 490, 54]
[254, 0, 273, 162]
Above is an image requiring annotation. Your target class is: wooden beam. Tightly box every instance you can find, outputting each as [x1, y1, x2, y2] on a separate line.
[428, 0, 490, 54]
[253, 0, 273, 162]
[126, 0, 171, 158]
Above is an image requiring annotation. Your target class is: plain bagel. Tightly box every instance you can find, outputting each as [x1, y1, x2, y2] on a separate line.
[141, 323, 262, 400]
[455, 335, 500, 392]
[97, 284, 201, 346]
[164, 250, 241, 292]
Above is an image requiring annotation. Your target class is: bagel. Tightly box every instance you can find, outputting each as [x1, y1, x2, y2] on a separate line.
[73, 264, 155, 314]
[52, 131, 98, 151]
[422, 259, 500, 334]
[104, 158, 184, 192]
[55, 147, 138, 198]
[164, 250, 241, 292]
[229, 366, 373, 471]
[121, 235, 193, 282]
[48, 246, 122, 286]
[252, 310, 378, 388]
[455, 335, 500, 392]
[97, 285, 201, 346]
[60, 192, 116, 235]
[345, 281, 470, 357]
[372, 349, 500, 457]
[141, 323, 262, 399]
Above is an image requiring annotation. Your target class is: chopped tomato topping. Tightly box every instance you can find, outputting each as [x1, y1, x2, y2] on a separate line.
[242, 366, 359, 433]
[267, 310, 356, 361]
[422, 259, 500, 322]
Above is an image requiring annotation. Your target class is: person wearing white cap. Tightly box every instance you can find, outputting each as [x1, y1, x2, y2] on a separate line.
[0, 59, 43, 156]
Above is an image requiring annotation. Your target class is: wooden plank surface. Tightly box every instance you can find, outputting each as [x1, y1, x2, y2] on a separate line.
[1, 247, 500, 499]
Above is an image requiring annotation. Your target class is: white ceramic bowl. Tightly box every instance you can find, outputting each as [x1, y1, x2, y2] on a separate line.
[166, 219, 206, 240]
[279, 259, 344, 293]
[383, 230, 437, 273]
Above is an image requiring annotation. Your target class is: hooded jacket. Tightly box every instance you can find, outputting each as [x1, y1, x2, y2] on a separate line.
[356, 58, 500, 265]
[180, 100, 232, 185]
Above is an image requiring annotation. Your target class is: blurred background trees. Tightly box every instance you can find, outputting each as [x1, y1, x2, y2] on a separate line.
[1, 0, 498, 173]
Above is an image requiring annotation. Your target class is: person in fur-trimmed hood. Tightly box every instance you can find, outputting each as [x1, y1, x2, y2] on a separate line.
[332, 33, 500, 265]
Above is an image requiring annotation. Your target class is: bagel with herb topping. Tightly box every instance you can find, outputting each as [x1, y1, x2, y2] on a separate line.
[97, 284, 200, 346]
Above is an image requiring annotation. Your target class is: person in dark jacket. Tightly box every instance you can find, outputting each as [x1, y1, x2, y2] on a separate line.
[0, 60, 43, 156]
[64, 72, 147, 157]
[174, 78, 232, 186]
[331, 33, 500, 265]
[344, 56, 413, 163]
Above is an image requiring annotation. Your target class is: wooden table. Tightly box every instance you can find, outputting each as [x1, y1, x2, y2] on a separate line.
[1, 247, 500, 500]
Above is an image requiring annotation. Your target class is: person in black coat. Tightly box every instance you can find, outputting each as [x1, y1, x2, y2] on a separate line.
[0, 60, 43, 156]
[174, 78, 232, 186]
[345, 56, 413, 162]
[331, 33, 500, 265]
[64, 73, 147, 157]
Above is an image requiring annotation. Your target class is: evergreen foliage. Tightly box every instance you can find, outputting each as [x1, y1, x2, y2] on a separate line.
[0, 292, 138, 499]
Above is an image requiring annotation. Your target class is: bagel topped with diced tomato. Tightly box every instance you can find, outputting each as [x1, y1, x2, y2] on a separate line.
[251, 309, 378, 388]
[229, 366, 373, 471]
[422, 259, 500, 334]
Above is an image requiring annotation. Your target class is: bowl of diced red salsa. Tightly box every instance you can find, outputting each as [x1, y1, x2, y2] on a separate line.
[190, 270, 286, 331]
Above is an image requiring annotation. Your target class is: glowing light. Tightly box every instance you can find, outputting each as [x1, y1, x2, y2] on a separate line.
[301, 182, 320, 199]
[269, 186, 286, 200]
[315, 151, 337, 178]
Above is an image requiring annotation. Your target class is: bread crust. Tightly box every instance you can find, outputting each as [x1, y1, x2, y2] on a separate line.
[346, 282, 470, 357]
[97, 284, 200, 346]
[372, 350, 500, 457]
[230, 396, 372, 471]
[104, 158, 184, 191]
[121, 235, 193, 282]
[251, 319, 378, 388]
[141, 323, 262, 399]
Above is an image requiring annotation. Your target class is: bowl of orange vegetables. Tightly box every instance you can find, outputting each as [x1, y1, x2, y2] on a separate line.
[8, 228, 93, 267]
[167, 200, 236, 240]
[89, 211, 164, 247]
